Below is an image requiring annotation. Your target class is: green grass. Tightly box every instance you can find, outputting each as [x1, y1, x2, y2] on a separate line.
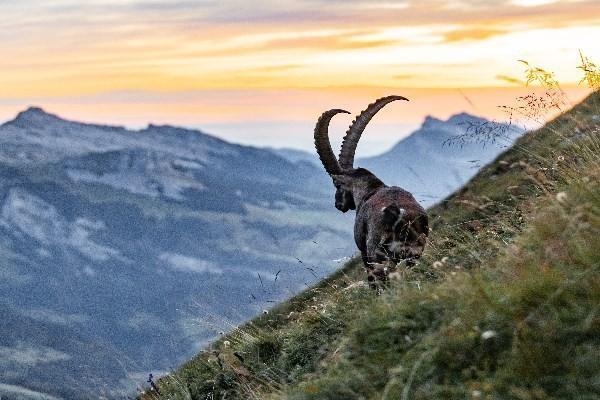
[141, 90, 599, 400]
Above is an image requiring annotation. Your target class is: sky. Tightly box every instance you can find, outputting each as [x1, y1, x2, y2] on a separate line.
[0, 0, 598, 155]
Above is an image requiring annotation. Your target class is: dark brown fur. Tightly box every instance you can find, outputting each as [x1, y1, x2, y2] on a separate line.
[332, 168, 428, 287]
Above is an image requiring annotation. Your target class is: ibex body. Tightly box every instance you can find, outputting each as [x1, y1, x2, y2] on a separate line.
[314, 96, 429, 288]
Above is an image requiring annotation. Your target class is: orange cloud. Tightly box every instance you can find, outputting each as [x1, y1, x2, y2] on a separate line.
[265, 35, 400, 51]
[443, 27, 508, 42]
[1, 0, 600, 100]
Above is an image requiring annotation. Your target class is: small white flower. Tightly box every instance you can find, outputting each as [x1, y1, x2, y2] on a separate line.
[223, 340, 230, 348]
[388, 271, 401, 280]
[481, 330, 497, 340]
[556, 191, 568, 205]
[472, 389, 482, 398]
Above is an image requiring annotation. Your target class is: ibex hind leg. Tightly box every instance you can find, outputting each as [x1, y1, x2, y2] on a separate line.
[361, 254, 378, 290]
[361, 255, 390, 293]
[372, 263, 390, 295]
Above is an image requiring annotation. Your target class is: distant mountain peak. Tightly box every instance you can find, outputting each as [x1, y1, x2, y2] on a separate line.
[447, 112, 485, 125]
[146, 123, 173, 131]
[450, 111, 475, 119]
[6, 106, 64, 128]
[422, 115, 443, 126]
[17, 106, 60, 120]
[422, 112, 482, 129]
[23, 106, 45, 113]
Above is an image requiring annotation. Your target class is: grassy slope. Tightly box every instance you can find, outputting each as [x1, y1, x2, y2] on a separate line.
[144, 91, 599, 400]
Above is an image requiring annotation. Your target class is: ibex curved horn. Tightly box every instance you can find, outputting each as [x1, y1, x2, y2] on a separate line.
[338, 95, 408, 170]
[314, 108, 350, 176]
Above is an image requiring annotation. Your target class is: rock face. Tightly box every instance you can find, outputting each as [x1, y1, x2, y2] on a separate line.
[0, 108, 354, 399]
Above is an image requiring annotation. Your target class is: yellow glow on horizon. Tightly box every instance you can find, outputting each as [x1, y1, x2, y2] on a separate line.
[0, 85, 591, 155]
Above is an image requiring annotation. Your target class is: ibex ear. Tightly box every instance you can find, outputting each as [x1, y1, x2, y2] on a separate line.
[331, 174, 351, 188]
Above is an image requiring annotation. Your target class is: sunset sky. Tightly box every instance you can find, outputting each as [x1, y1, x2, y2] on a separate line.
[1, 0, 598, 154]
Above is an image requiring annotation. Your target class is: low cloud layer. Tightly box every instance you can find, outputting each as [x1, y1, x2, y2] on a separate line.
[0, 343, 71, 367]
[159, 252, 223, 274]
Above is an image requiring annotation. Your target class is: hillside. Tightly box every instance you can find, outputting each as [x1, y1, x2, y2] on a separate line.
[145, 91, 599, 400]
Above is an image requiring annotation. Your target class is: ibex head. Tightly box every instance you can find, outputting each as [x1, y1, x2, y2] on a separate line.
[334, 178, 356, 212]
[313, 96, 408, 212]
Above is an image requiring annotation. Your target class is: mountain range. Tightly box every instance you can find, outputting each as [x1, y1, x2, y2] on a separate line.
[0, 108, 354, 399]
[273, 113, 523, 207]
[0, 107, 521, 399]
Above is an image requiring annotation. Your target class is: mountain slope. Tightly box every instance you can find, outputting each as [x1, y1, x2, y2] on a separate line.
[148, 92, 599, 399]
[0, 108, 355, 399]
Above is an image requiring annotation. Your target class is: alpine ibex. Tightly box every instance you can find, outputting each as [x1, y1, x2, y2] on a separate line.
[314, 96, 429, 288]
